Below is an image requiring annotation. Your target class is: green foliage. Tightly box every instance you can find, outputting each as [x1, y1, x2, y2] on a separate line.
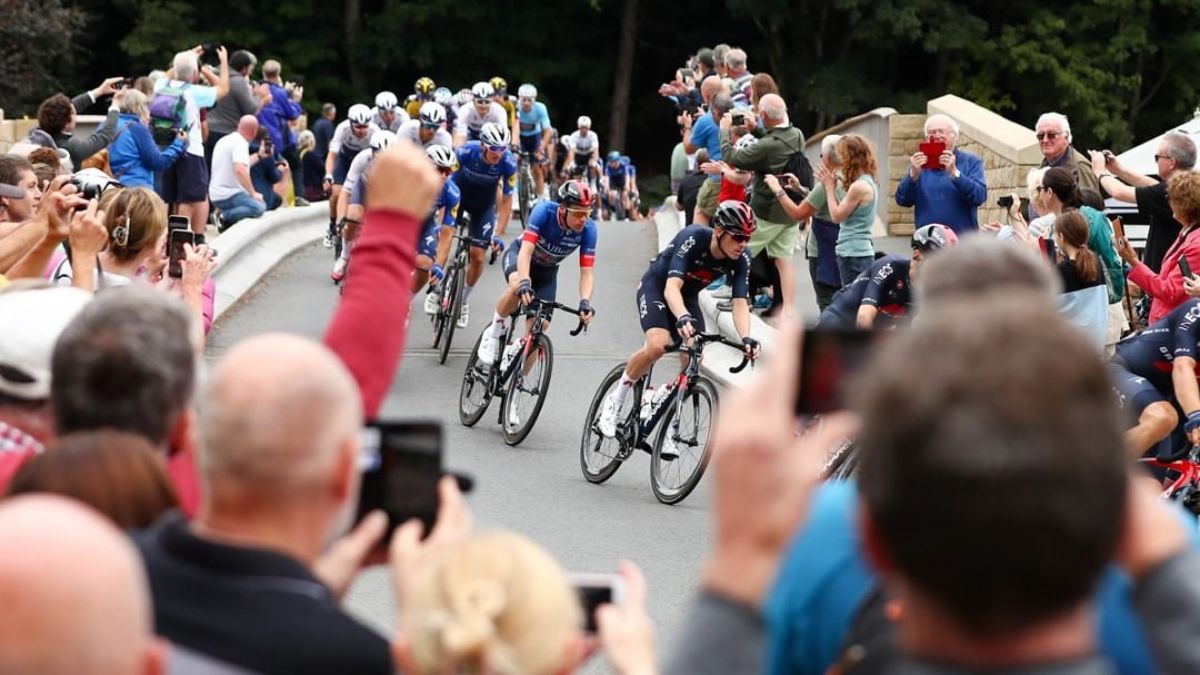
[0, 0, 88, 116]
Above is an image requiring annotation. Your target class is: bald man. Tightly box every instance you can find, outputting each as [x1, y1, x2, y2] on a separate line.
[209, 114, 267, 228]
[0, 495, 166, 675]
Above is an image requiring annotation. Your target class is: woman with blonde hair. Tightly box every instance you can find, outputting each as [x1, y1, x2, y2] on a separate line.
[107, 89, 188, 189]
[818, 134, 878, 285]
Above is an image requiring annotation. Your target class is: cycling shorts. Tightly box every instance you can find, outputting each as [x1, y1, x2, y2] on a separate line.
[1108, 361, 1188, 463]
[503, 244, 560, 310]
[636, 272, 703, 340]
[520, 134, 541, 156]
[817, 305, 855, 329]
[332, 148, 364, 185]
[455, 200, 495, 250]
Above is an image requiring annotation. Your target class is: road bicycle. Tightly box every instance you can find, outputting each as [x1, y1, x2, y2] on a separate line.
[579, 333, 752, 504]
[430, 213, 483, 365]
[1141, 444, 1200, 517]
[516, 150, 537, 226]
[459, 298, 586, 445]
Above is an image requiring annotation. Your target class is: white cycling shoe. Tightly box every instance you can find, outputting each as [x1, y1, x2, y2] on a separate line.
[457, 303, 470, 329]
[597, 390, 621, 438]
[423, 292, 438, 316]
[476, 332, 499, 366]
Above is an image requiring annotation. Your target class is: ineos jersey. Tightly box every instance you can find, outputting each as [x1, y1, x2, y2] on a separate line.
[1114, 298, 1200, 394]
[823, 255, 912, 325]
[396, 119, 453, 149]
[646, 225, 750, 299]
[329, 120, 379, 155]
[518, 201, 597, 268]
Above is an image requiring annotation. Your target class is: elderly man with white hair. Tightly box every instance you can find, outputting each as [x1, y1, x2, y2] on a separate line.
[725, 47, 754, 107]
[1036, 111, 1098, 194]
[895, 113, 987, 234]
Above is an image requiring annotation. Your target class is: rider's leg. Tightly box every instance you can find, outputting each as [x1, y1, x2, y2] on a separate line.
[1126, 401, 1178, 461]
[617, 328, 673, 406]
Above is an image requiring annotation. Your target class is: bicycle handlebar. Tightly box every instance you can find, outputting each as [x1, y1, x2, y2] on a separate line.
[516, 298, 588, 336]
[665, 332, 755, 373]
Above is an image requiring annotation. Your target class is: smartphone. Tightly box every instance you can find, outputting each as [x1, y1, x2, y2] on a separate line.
[1039, 236, 1058, 264]
[1111, 216, 1125, 241]
[732, 113, 745, 126]
[567, 573, 625, 634]
[167, 228, 194, 279]
[167, 215, 190, 232]
[1180, 254, 1194, 280]
[796, 328, 877, 416]
[919, 141, 946, 170]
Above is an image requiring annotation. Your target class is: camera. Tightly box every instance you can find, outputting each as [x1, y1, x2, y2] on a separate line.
[69, 168, 121, 203]
[997, 195, 1014, 208]
[732, 113, 745, 126]
[200, 42, 220, 59]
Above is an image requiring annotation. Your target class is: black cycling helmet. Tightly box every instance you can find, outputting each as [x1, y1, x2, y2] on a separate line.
[911, 223, 958, 252]
[558, 180, 595, 209]
[712, 200, 756, 237]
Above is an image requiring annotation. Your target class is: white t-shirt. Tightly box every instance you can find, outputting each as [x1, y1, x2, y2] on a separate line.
[209, 133, 252, 202]
[154, 78, 217, 157]
[52, 257, 135, 289]
[397, 119, 453, 149]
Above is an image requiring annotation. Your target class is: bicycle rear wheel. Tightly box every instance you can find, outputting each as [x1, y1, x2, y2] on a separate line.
[502, 334, 554, 446]
[518, 167, 533, 227]
[650, 378, 718, 505]
[580, 364, 635, 484]
[438, 263, 464, 365]
[459, 330, 494, 426]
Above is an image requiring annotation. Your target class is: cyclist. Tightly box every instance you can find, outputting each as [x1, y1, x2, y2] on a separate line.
[597, 201, 760, 438]
[561, 116, 600, 185]
[322, 104, 379, 250]
[516, 83, 553, 199]
[454, 82, 509, 148]
[397, 102, 453, 149]
[331, 129, 397, 282]
[1111, 297, 1200, 460]
[817, 224, 957, 329]
[433, 86, 457, 131]
[622, 153, 641, 218]
[475, 179, 597, 372]
[602, 150, 633, 220]
[371, 91, 407, 132]
[488, 76, 521, 142]
[416, 144, 461, 303]
[444, 122, 518, 328]
[405, 76, 436, 119]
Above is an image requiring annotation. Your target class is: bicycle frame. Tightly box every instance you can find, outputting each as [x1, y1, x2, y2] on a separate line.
[491, 301, 584, 395]
[1140, 445, 1200, 514]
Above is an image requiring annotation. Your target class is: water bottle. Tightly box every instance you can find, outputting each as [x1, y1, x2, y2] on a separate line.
[651, 383, 676, 411]
[500, 340, 522, 371]
[639, 386, 656, 422]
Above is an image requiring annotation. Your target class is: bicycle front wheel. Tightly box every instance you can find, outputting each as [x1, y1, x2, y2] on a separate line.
[438, 264, 464, 365]
[459, 330, 494, 426]
[502, 334, 554, 446]
[650, 378, 718, 505]
[580, 364, 635, 484]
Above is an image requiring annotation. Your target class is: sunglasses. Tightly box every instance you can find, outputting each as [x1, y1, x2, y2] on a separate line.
[1035, 131, 1061, 141]
[1155, 154, 1174, 162]
[566, 208, 591, 217]
[352, 123, 369, 130]
[484, 144, 506, 154]
[1035, 185, 1050, 193]
[421, 122, 440, 129]
[520, 97, 534, 103]
[474, 98, 490, 106]
[725, 232, 752, 243]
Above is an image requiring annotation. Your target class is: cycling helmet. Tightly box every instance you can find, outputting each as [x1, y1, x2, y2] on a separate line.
[488, 76, 508, 95]
[456, 88, 473, 106]
[479, 122, 510, 147]
[558, 180, 595, 209]
[434, 87, 454, 106]
[426, 144, 457, 170]
[414, 77, 436, 96]
[607, 150, 622, 162]
[712, 200, 757, 237]
[577, 115, 592, 129]
[374, 91, 398, 111]
[471, 82, 495, 101]
[419, 102, 446, 126]
[370, 130, 398, 151]
[347, 104, 372, 125]
[734, 134, 758, 151]
[911, 223, 958, 252]
[517, 83, 537, 99]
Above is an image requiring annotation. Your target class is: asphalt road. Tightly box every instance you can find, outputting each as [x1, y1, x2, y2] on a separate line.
[204, 218, 723, 669]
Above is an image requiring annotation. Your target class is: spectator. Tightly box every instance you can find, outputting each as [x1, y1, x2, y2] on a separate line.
[712, 44, 731, 79]
[51, 186, 165, 289]
[1091, 132, 1196, 272]
[1036, 111, 1099, 194]
[1, 175, 97, 282]
[204, 49, 262, 167]
[720, 93, 806, 316]
[8, 430, 178, 529]
[314, 102, 337, 159]
[107, 89, 188, 189]
[894, 113, 987, 233]
[26, 147, 63, 180]
[0, 495, 167, 675]
[249, 135, 286, 211]
[682, 90, 733, 225]
[725, 48, 753, 107]
[26, 80, 124, 167]
[299, 130, 328, 202]
[209, 115, 267, 228]
[749, 72, 779, 111]
[1053, 210, 1109, 349]
[986, 167, 1052, 242]
[695, 47, 717, 80]
[259, 59, 306, 202]
[675, 148, 709, 226]
[669, 139, 688, 195]
[158, 48, 227, 234]
[820, 134, 878, 285]
[1119, 170, 1200, 325]
[764, 133, 843, 311]
[0, 155, 41, 228]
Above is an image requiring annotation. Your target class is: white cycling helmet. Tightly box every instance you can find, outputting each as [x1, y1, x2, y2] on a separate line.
[370, 130, 398, 151]
[374, 91, 398, 111]
[434, 86, 454, 106]
[426, 144, 457, 169]
[518, 83, 537, 98]
[456, 88, 473, 106]
[347, 104, 372, 125]
[479, 122, 510, 147]
[577, 115, 592, 129]
[471, 82, 495, 100]
[734, 134, 758, 151]
[419, 102, 446, 126]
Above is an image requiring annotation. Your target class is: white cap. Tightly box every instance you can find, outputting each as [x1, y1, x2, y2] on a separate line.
[0, 286, 92, 401]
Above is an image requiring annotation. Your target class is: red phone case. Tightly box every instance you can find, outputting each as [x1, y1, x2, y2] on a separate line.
[920, 141, 946, 170]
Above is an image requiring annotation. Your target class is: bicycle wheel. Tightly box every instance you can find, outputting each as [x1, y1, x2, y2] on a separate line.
[518, 168, 533, 227]
[459, 330, 494, 426]
[822, 439, 859, 480]
[502, 334, 554, 446]
[650, 378, 718, 505]
[430, 276, 449, 349]
[580, 364, 636, 483]
[438, 262, 464, 365]
[614, 197, 627, 222]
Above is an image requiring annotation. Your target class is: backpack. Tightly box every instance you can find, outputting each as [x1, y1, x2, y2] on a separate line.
[149, 82, 190, 148]
[779, 134, 813, 201]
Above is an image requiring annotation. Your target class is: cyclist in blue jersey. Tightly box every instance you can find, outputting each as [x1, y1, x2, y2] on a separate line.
[597, 201, 761, 438]
[1111, 297, 1200, 459]
[445, 122, 519, 328]
[622, 154, 641, 218]
[818, 224, 957, 329]
[516, 83, 553, 199]
[602, 150, 633, 221]
[1108, 362, 1183, 462]
[475, 180, 598, 370]
[416, 144, 461, 302]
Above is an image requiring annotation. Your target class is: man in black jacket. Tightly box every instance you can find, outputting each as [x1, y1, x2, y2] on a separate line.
[26, 79, 124, 168]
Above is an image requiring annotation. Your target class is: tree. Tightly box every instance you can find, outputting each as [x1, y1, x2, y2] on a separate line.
[0, 0, 88, 115]
[607, 0, 639, 152]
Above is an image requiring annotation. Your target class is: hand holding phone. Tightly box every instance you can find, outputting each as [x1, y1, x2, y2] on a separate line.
[1180, 254, 1194, 280]
[796, 328, 878, 415]
[167, 228, 195, 279]
[568, 572, 625, 634]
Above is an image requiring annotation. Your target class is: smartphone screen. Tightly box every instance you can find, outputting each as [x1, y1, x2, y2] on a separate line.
[1180, 254, 1194, 279]
[167, 214, 190, 232]
[796, 328, 877, 415]
[567, 573, 624, 634]
[919, 141, 946, 170]
[167, 229, 194, 279]
[356, 421, 444, 540]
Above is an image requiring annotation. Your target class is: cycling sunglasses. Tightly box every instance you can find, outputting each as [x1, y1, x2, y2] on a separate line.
[565, 207, 591, 217]
[420, 122, 440, 129]
[351, 123, 370, 131]
[911, 229, 947, 251]
[484, 144, 506, 154]
[474, 98, 491, 106]
[724, 231, 752, 243]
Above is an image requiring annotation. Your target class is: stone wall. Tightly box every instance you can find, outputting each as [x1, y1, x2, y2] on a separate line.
[886, 114, 927, 236]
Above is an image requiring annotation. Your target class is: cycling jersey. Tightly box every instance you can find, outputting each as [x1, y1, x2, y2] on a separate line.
[403, 95, 424, 120]
[604, 158, 631, 188]
[646, 225, 751, 299]
[370, 108, 408, 133]
[454, 102, 508, 140]
[518, 101, 551, 138]
[450, 142, 517, 249]
[396, 119, 453, 149]
[417, 180, 462, 259]
[343, 150, 374, 203]
[819, 255, 911, 328]
[329, 120, 379, 156]
[621, 156, 637, 179]
[563, 130, 600, 159]
[1113, 298, 1200, 395]
[516, 201, 597, 269]
[497, 96, 518, 127]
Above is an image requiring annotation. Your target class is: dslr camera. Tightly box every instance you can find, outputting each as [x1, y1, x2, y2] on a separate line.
[70, 168, 121, 202]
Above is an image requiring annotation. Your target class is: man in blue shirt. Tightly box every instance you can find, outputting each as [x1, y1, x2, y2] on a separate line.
[681, 87, 732, 226]
[259, 60, 305, 202]
[313, 103, 336, 160]
[894, 113, 987, 233]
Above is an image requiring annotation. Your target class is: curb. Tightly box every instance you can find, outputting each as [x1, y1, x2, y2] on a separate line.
[210, 203, 327, 322]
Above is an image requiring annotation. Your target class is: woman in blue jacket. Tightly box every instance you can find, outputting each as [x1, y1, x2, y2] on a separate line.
[108, 89, 187, 188]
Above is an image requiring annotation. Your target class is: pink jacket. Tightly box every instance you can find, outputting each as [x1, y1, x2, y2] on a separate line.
[1129, 225, 1200, 326]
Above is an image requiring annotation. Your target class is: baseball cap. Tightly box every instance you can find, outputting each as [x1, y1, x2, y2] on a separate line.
[0, 286, 92, 401]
